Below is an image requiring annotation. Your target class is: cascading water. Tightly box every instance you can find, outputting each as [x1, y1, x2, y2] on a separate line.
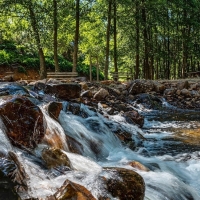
[0, 98, 200, 199]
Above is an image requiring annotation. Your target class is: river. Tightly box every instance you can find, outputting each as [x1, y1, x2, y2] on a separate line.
[0, 98, 200, 199]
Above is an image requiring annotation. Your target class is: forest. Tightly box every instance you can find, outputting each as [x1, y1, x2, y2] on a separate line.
[0, 0, 200, 80]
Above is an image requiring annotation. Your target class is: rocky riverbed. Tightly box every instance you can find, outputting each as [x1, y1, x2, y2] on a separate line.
[0, 78, 200, 199]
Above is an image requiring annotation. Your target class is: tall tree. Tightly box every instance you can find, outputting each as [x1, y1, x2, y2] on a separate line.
[104, 0, 112, 80]
[113, 0, 118, 80]
[72, 0, 80, 72]
[53, 0, 59, 72]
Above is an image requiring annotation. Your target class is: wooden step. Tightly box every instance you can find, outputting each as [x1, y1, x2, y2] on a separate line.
[47, 72, 78, 79]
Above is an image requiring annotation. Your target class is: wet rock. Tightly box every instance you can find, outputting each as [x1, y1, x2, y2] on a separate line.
[105, 107, 114, 115]
[93, 88, 109, 101]
[75, 77, 87, 82]
[129, 79, 154, 95]
[79, 82, 88, 90]
[153, 82, 166, 93]
[128, 161, 150, 172]
[164, 88, 176, 96]
[68, 103, 81, 115]
[0, 169, 21, 200]
[0, 96, 46, 149]
[8, 152, 28, 191]
[181, 89, 191, 97]
[0, 152, 28, 195]
[81, 90, 93, 98]
[114, 130, 136, 150]
[104, 168, 145, 200]
[123, 110, 144, 128]
[0, 82, 29, 96]
[48, 180, 96, 200]
[177, 80, 190, 90]
[46, 78, 62, 85]
[16, 80, 28, 86]
[43, 127, 67, 150]
[41, 148, 70, 169]
[44, 83, 81, 100]
[33, 79, 47, 91]
[45, 101, 63, 121]
[114, 103, 128, 112]
[65, 135, 83, 154]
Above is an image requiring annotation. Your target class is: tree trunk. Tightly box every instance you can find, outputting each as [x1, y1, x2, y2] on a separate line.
[72, 0, 80, 72]
[135, 0, 140, 79]
[142, 4, 149, 79]
[28, 2, 46, 79]
[113, 0, 118, 81]
[53, 0, 59, 72]
[104, 0, 112, 80]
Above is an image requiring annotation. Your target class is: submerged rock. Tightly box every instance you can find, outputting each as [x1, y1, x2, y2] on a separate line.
[128, 161, 150, 172]
[47, 180, 96, 200]
[0, 96, 46, 149]
[123, 110, 144, 127]
[103, 167, 145, 200]
[41, 148, 71, 169]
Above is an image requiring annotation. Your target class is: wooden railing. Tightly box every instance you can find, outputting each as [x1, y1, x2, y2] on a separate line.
[185, 71, 200, 78]
[110, 72, 134, 81]
[47, 72, 78, 80]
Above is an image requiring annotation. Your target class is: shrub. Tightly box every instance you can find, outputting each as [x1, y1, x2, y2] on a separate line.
[22, 57, 40, 70]
[18, 66, 26, 74]
[0, 50, 10, 64]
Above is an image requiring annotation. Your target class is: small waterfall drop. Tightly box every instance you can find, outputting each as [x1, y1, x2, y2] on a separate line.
[40, 105, 69, 151]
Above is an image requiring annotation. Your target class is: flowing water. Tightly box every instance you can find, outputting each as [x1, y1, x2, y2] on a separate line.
[0, 99, 200, 199]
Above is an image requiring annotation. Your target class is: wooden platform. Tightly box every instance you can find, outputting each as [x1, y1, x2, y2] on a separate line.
[110, 72, 134, 81]
[47, 72, 78, 80]
[185, 71, 200, 78]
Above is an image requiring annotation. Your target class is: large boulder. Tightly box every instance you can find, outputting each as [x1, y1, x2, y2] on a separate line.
[0, 96, 46, 149]
[47, 180, 96, 200]
[104, 168, 145, 200]
[129, 79, 154, 95]
[44, 83, 81, 100]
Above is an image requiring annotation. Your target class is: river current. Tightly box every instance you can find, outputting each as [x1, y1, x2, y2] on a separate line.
[0, 99, 200, 199]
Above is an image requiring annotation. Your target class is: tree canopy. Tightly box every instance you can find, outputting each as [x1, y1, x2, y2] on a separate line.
[0, 0, 200, 80]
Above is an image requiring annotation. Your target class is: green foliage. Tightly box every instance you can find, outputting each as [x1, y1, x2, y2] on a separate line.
[77, 63, 104, 80]
[0, 50, 10, 65]
[58, 56, 73, 72]
[18, 66, 26, 74]
[21, 57, 40, 70]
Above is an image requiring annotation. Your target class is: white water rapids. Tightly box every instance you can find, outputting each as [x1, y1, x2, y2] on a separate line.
[0, 102, 200, 199]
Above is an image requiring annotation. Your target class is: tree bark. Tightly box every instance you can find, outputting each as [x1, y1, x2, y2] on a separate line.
[142, 4, 149, 79]
[113, 0, 118, 81]
[104, 0, 112, 80]
[53, 0, 59, 72]
[135, 0, 140, 79]
[28, 2, 46, 79]
[72, 0, 80, 72]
